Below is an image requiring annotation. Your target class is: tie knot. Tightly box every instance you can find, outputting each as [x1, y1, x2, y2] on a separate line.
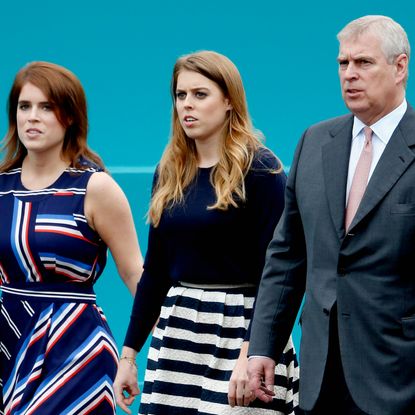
[364, 127, 373, 144]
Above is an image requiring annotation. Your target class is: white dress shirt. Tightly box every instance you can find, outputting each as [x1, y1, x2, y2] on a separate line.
[346, 99, 407, 204]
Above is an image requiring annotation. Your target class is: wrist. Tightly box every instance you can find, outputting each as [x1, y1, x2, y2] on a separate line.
[120, 355, 138, 369]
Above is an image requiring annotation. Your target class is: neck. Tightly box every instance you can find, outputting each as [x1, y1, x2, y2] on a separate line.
[21, 154, 70, 190]
[23, 150, 69, 171]
[194, 135, 221, 168]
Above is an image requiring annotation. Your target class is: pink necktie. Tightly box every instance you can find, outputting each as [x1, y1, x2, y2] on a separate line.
[345, 127, 373, 230]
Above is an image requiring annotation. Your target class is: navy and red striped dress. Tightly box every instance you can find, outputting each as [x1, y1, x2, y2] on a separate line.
[0, 165, 118, 415]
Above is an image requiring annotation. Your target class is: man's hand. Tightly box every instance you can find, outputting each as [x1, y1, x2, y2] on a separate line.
[247, 356, 276, 403]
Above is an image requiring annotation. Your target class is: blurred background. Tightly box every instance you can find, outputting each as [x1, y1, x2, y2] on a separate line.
[1, 0, 413, 412]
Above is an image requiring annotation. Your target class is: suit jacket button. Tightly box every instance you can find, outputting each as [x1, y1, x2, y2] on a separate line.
[323, 308, 329, 315]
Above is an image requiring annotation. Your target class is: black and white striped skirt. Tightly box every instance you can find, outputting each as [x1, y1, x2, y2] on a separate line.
[139, 285, 300, 415]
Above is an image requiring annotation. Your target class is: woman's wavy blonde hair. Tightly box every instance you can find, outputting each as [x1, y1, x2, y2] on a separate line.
[149, 50, 280, 226]
[0, 61, 105, 172]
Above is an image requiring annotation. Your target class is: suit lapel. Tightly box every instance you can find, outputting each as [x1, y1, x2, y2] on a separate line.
[349, 106, 415, 230]
[322, 116, 353, 239]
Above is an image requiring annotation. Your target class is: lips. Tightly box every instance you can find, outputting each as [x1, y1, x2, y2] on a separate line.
[25, 128, 43, 138]
[345, 88, 363, 98]
[183, 115, 198, 127]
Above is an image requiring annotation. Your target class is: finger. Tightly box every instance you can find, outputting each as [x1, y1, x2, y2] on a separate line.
[236, 381, 244, 407]
[255, 385, 275, 403]
[263, 364, 275, 393]
[243, 388, 252, 407]
[129, 383, 141, 397]
[228, 380, 236, 407]
[123, 394, 136, 406]
[117, 398, 132, 414]
[113, 383, 125, 407]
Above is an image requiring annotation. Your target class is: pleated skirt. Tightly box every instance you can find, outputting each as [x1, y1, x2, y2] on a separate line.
[139, 285, 300, 415]
[0, 283, 118, 415]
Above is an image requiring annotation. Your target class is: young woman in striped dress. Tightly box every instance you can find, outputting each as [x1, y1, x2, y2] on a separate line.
[0, 62, 143, 414]
[114, 51, 301, 415]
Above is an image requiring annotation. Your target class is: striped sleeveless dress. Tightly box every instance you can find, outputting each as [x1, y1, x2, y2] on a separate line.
[0, 165, 118, 415]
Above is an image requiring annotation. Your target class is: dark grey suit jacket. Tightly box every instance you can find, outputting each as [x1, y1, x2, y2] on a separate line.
[249, 105, 415, 415]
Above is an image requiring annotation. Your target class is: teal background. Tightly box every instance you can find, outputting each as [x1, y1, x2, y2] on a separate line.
[1, 1, 413, 413]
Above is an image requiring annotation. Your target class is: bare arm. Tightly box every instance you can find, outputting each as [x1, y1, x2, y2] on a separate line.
[85, 172, 143, 295]
[114, 346, 140, 414]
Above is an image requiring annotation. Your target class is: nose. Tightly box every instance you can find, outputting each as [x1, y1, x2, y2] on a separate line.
[183, 95, 194, 109]
[28, 106, 40, 122]
[343, 62, 358, 81]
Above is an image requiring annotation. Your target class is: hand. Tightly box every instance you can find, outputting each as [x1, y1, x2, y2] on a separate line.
[247, 356, 276, 403]
[228, 342, 256, 407]
[113, 358, 140, 414]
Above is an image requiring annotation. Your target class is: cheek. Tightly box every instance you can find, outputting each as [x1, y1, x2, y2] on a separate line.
[16, 115, 25, 132]
[207, 103, 228, 120]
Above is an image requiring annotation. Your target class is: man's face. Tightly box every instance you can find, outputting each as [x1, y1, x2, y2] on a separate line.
[338, 32, 406, 125]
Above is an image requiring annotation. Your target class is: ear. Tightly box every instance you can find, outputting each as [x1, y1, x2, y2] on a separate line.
[224, 98, 233, 111]
[394, 53, 408, 85]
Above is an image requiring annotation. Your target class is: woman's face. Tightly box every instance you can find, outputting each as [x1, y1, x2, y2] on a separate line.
[16, 82, 66, 157]
[175, 70, 232, 144]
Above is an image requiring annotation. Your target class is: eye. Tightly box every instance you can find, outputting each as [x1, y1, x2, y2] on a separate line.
[338, 60, 348, 69]
[195, 91, 207, 99]
[42, 103, 53, 111]
[176, 92, 186, 100]
[18, 103, 30, 111]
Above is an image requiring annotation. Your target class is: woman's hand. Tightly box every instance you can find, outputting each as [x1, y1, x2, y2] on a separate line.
[228, 341, 256, 407]
[113, 348, 140, 414]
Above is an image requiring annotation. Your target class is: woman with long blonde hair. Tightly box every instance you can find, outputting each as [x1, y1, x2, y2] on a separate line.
[114, 51, 300, 414]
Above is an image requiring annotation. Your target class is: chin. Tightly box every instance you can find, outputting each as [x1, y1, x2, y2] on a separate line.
[346, 102, 369, 116]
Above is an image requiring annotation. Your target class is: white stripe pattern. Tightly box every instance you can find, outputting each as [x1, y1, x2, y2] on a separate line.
[34, 225, 84, 238]
[12, 201, 37, 282]
[62, 379, 115, 415]
[1, 306, 21, 338]
[139, 286, 300, 415]
[41, 256, 92, 281]
[46, 304, 86, 353]
[1, 342, 11, 360]
[22, 330, 118, 415]
[1, 286, 96, 302]
[73, 213, 88, 223]
[3, 306, 54, 405]
[21, 301, 35, 316]
[0, 188, 86, 197]
[36, 218, 77, 226]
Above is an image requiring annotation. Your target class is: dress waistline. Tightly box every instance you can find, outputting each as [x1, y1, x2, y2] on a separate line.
[178, 281, 256, 290]
[0, 282, 96, 303]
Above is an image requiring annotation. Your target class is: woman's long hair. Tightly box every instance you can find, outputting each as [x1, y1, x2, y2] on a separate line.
[0, 61, 105, 172]
[149, 51, 280, 226]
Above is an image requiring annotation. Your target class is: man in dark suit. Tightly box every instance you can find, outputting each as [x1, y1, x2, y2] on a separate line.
[247, 15, 412, 415]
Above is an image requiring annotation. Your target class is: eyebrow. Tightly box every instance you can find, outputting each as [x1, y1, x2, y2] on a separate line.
[18, 100, 52, 105]
[337, 54, 373, 62]
[176, 86, 210, 92]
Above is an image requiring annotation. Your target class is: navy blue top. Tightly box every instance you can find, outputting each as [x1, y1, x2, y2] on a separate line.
[0, 163, 107, 286]
[125, 148, 286, 350]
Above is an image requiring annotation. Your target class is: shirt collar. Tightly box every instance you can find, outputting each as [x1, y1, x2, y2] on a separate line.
[352, 99, 407, 144]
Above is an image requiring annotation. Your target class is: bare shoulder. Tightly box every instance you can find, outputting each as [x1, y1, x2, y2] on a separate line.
[86, 171, 124, 200]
